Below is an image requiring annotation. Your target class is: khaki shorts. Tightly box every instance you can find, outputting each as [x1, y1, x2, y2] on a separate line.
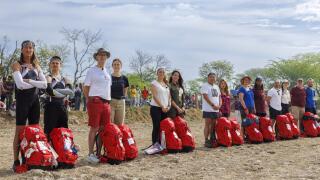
[110, 98, 125, 125]
[291, 106, 305, 129]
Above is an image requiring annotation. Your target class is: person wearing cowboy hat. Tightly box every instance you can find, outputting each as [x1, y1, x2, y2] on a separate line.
[83, 48, 111, 163]
[238, 75, 255, 119]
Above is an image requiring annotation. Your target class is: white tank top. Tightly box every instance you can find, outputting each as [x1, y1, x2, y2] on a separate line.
[150, 80, 170, 107]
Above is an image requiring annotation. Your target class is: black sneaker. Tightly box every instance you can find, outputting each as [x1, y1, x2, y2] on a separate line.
[204, 139, 213, 148]
[12, 160, 20, 173]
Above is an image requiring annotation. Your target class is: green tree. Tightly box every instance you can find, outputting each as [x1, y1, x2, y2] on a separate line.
[126, 73, 151, 90]
[199, 60, 234, 82]
[185, 79, 202, 94]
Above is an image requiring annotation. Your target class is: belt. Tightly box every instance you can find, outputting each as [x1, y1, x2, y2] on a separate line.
[88, 96, 110, 104]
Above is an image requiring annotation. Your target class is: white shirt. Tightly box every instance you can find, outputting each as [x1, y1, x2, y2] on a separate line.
[281, 89, 291, 104]
[150, 80, 170, 108]
[267, 87, 282, 111]
[84, 66, 111, 100]
[201, 82, 221, 112]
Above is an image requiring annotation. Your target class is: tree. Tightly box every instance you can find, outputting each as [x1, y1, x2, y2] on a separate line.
[199, 60, 234, 82]
[36, 41, 69, 74]
[234, 67, 275, 88]
[129, 50, 170, 82]
[0, 36, 19, 77]
[185, 79, 202, 94]
[126, 73, 151, 89]
[61, 28, 103, 86]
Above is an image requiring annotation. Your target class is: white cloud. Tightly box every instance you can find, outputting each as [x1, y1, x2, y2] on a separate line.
[295, 0, 320, 22]
[0, 0, 319, 80]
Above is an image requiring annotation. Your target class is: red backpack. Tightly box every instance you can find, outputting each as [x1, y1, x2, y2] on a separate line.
[19, 124, 57, 170]
[259, 117, 275, 142]
[314, 115, 320, 136]
[275, 115, 293, 140]
[118, 124, 138, 160]
[50, 128, 78, 168]
[242, 114, 263, 144]
[286, 113, 300, 138]
[215, 117, 232, 147]
[100, 123, 125, 165]
[160, 118, 182, 153]
[229, 117, 244, 145]
[302, 112, 318, 137]
[173, 116, 195, 152]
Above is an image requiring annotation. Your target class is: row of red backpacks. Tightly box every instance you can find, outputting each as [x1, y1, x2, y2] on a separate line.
[15, 122, 140, 173]
[214, 112, 320, 148]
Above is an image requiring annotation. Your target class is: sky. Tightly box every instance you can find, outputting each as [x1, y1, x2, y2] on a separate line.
[1, 0, 320, 81]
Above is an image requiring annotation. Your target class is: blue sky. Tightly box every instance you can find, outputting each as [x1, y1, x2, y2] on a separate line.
[1, 0, 320, 80]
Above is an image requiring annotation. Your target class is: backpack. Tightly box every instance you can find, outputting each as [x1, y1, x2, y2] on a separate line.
[215, 117, 232, 147]
[275, 115, 293, 140]
[229, 117, 244, 145]
[302, 112, 318, 137]
[118, 124, 138, 160]
[50, 128, 78, 168]
[242, 114, 263, 144]
[160, 118, 182, 154]
[173, 116, 195, 152]
[259, 117, 275, 142]
[100, 123, 125, 165]
[19, 124, 57, 170]
[286, 113, 300, 138]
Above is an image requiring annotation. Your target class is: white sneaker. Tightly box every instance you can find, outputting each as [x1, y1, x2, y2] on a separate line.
[87, 154, 100, 164]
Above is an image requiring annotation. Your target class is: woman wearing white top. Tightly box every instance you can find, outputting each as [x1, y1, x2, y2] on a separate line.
[11, 40, 47, 171]
[281, 80, 291, 114]
[83, 48, 111, 164]
[150, 68, 171, 146]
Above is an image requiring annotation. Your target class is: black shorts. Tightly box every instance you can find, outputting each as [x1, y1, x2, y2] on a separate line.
[203, 111, 220, 119]
[16, 97, 40, 126]
[269, 106, 282, 120]
[44, 102, 68, 135]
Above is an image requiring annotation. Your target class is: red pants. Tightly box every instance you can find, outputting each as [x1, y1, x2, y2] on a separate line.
[87, 97, 111, 128]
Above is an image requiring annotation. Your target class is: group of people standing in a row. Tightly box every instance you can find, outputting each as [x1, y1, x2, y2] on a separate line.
[200, 73, 317, 147]
[10, 40, 189, 169]
[10, 40, 318, 169]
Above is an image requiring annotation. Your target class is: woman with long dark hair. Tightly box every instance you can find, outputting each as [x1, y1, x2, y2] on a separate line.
[253, 77, 266, 117]
[219, 79, 231, 118]
[11, 40, 47, 171]
[168, 70, 185, 118]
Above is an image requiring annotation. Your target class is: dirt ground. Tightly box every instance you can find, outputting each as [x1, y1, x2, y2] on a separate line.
[0, 109, 320, 180]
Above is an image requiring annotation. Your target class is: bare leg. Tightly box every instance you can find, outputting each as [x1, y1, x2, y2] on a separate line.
[13, 126, 25, 162]
[204, 118, 212, 140]
[88, 127, 99, 155]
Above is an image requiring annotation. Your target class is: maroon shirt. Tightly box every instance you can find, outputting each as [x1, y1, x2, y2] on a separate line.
[290, 86, 306, 107]
[253, 88, 266, 114]
[220, 94, 231, 115]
